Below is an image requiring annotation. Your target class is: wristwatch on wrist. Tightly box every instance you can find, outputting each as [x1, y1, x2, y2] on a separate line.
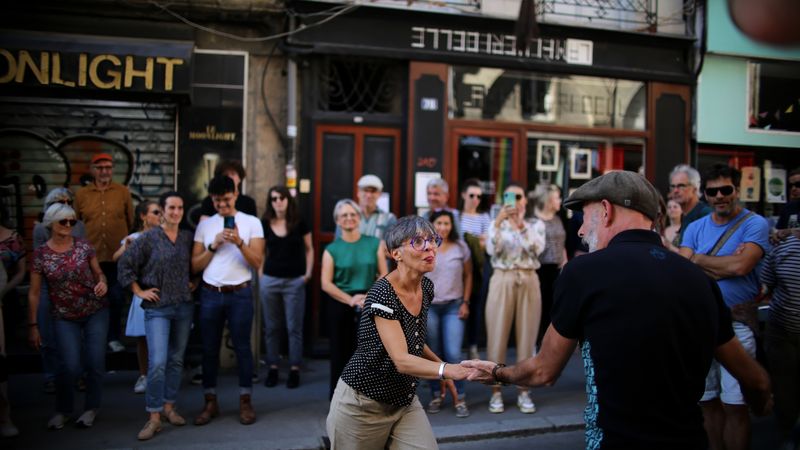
[208, 243, 217, 253]
[492, 363, 507, 385]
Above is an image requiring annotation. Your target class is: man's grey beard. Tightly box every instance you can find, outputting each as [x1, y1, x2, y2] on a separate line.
[581, 212, 600, 252]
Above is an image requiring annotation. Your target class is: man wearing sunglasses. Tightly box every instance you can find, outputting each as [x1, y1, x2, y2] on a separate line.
[679, 164, 771, 450]
[669, 164, 712, 246]
[74, 153, 134, 354]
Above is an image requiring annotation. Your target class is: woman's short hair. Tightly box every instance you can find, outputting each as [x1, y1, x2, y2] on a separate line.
[385, 215, 437, 252]
[333, 199, 361, 222]
[159, 191, 183, 209]
[428, 210, 459, 242]
[43, 187, 75, 212]
[530, 183, 560, 210]
[42, 203, 76, 229]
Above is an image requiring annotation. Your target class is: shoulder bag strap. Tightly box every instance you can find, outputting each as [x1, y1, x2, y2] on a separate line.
[708, 211, 755, 256]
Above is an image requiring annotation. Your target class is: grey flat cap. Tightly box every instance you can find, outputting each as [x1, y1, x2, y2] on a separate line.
[563, 171, 660, 221]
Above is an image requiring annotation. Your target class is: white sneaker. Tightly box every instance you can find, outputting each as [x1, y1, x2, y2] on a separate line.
[517, 391, 536, 414]
[47, 413, 66, 430]
[488, 392, 504, 413]
[133, 375, 147, 394]
[75, 409, 96, 428]
[108, 340, 125, 353]
[0, 421, 19, 437]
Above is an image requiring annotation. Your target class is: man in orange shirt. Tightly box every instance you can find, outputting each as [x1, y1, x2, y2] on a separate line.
[74, 153, 134, 352]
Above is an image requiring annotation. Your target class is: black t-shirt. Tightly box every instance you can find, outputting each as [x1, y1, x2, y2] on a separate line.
[776, 200, 800, 229]
[199, 194, 258, 217]
[262, 219, 309, 278]
[551, 229, 734, 450]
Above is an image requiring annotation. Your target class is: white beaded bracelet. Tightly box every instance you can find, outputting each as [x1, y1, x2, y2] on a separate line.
[438, 362, 447, 380]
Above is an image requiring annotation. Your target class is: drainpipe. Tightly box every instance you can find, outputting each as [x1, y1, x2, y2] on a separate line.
[286, 16, 299, 195]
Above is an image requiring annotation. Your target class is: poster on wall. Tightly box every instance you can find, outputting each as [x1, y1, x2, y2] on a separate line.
[536, 140, 560, 172]
[766, 168, 787, 203]
[740, 167, 761, 202]
[178, 107, 243, 226]
[570, 148, 592, 180]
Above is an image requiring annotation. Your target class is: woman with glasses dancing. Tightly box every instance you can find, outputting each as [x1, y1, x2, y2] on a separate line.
[118, 192, 196, 440]
[28, 203, 109, 430]
[484, 182, 545, 415]
[326, 216, 469, 449]
[260, 186, 313, 389]
[321, 199, 388, 399]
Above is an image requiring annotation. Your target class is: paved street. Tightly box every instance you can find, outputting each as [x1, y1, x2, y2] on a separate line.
[3, 348, 788, 449]
[4, 350, 585, 449]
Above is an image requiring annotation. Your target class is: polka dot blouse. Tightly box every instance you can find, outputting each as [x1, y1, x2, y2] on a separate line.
[340, 276, 433, 407]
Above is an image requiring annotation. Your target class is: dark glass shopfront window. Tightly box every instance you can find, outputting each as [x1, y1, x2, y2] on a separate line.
[450, 66, 646, 130]
[457, 135, 513, 207]
[748, 61, 800, 133]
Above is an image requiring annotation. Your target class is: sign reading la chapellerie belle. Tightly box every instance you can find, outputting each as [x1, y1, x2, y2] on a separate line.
[0, 48, 189, 93]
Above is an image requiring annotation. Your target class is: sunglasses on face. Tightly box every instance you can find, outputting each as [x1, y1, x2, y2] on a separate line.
[466, 193, 481, 199]
[408, 235, 443, 251]
[58, 219, 78, 227]
[506, 193, 523, 201]
[149, 210, 162, 216]
[271, 195, 286, 202]
[790, 182, 800, 189]
[705, 185, 735, 197]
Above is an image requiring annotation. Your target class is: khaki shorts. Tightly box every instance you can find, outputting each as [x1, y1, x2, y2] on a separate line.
[326, 378, 438, 450]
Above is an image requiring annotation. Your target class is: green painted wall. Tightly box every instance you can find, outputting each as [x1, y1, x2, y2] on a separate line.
[697, 55, 800, 148]
[707, 0, 800, 60]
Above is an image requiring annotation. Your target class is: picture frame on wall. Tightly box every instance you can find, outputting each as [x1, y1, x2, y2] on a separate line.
[570, 148, 592, 180]
[536, 140, 560, 172]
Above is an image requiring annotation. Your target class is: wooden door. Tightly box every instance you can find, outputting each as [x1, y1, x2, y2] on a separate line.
[310, 124, 402, 347]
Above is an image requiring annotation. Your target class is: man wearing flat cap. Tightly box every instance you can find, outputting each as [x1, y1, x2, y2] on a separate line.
[463, 171, 771, 450]
[75, 153, 134, 353]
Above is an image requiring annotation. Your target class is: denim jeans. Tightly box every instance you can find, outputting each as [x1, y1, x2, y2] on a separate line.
[260, 275, 306, 367]
[53, 307, 109, 414]
[144, 302, 193, 412]
[427, 299, 466, 397]
[200, 286, 254, 390]
[37, 283, 58, 383]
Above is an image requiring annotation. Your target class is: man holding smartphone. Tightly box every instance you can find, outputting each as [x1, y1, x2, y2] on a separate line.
[191, 176, 265, 426]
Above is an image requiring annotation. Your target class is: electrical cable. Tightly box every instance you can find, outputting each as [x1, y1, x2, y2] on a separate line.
[148, 0, 359, 42]
[261, 18, 290, 159]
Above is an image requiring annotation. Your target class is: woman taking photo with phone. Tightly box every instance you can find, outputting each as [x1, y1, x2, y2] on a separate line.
[484, 182, 545, 415]
[118, 192, 195, 441]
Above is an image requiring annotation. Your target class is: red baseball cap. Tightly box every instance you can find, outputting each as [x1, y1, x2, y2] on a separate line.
[91, 153, 113, 164]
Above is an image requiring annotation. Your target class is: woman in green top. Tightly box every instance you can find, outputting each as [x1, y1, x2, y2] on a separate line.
[322, 199, 388, 398]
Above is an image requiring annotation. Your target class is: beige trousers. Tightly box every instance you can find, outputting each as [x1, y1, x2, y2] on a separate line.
[326, 378, 438, 450]
[485, 269, 541, 366]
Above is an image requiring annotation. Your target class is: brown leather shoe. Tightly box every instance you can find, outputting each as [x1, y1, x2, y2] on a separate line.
[239, 394, 256, 425]
[193, 394, 218, 426]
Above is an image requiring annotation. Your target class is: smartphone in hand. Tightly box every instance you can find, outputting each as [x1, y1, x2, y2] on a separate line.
[503, 191, 517, 208]
[223, 216, 235, 229]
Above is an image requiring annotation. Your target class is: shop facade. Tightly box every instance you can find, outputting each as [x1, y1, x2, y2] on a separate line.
[288, 0, 697, 348]
[696, 0, 800, 222]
